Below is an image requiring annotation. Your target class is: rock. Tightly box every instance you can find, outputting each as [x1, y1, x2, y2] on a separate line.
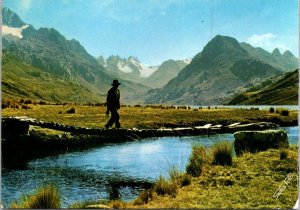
[2, 118, 29, 137]
[86, 204, 111, 209]
[234, 129, 288, 155]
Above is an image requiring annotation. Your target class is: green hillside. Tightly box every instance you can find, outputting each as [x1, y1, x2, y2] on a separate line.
[228, 69, 299, 105]
[2, 52, 101, 103]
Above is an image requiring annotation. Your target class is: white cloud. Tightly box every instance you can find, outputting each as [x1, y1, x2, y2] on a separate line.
[20, 0, 32, 10]
[247, 33, 291, 54]
[247, 33, 277, 46]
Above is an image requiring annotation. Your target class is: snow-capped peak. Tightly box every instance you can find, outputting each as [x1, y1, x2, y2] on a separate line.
[2, 24, 29, 39]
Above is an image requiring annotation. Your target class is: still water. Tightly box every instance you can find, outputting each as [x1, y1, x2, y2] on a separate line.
[2, 127, 298, 207]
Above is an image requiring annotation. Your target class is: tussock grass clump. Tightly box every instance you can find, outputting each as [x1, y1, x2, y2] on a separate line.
[10, 184, 60, 208]
[180, 173, 192, 187]
[169, 166, 182, 183]
[212, 141, 233, 166]
[110, 200, 127, 209]
[168, 166, 191, 187]
[279, 149, 288, 160]
[269, 107, 275, 113]
[133, 189, 157, 205]
[186, 145, 210, 177]
[154, 175, 178, 197]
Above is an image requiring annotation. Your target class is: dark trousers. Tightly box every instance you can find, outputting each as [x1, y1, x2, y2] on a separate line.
[106, 108, 120, 128]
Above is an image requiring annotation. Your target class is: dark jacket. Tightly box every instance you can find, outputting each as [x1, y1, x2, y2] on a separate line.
[107, 87, 120, 110]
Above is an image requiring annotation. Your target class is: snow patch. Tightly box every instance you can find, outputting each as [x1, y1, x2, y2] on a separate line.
[183, 58, 191, 64]
[2, 24, 29, 39]
[117, 62, 133, 73]
[139, 64, 157, 78]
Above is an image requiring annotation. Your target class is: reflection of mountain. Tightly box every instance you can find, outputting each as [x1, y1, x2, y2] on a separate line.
[2, 7, 150, 103]
[145, 35, 298, 105]
[228, 69, 298, 105]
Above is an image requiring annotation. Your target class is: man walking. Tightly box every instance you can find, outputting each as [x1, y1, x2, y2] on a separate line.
[105, 80, 121, 129]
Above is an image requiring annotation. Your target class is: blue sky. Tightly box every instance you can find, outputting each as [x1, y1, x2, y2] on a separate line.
[3, 0, 298, 65]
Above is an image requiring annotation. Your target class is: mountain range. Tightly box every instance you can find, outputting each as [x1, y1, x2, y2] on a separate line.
[2, 8, 150, 104]
[97, 55, 189, 88]
[2, 8, 298, 105]
[145, 35, 298, 105]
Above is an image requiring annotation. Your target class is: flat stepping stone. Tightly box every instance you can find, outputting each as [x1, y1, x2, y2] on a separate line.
[228, 122, 241, 127]
[173, 127, 193, 131]
[158, 128, 173, 131]
[194, 124, 212, 129]
[212, 124, 222, 128]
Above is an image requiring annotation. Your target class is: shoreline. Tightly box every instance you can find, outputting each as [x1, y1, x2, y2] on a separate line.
[2, 116, 295, 169]
[2, 106, 298, 169]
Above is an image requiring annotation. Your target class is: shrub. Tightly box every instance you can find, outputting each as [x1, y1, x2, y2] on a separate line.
[269, 107, 275, 113]
[276, 108, 290, 116]
[280, 149, 288, 160]
[281, 110, 289, 116]
[66, 107, 76, 114]
[39, 101, 48, 105]
[186, 145, 210, 177]
[212, 141, 233, 166]
[21, 104, 31, 110]
[154, 175, 177, 197]
[24, 99, 32, 104]
[10, 184, 60, 208]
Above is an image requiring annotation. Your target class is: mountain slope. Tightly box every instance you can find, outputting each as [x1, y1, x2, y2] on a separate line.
[2, 52, 100, 102]
[240, 43, 298, 72]
[228, 69, 299, 105]
[2, 7, 25, 27]
[145, 35, 284, 105]
[144, 59, 189, 88]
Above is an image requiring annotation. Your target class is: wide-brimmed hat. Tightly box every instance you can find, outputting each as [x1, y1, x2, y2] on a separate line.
[111, 80, 121, 86]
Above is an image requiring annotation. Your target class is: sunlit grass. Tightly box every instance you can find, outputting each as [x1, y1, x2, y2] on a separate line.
[2, 104, 297, 129]
[10, 184, 60, 209]
[125, 147, 298, 209]
[186, 145, 210, 177]
[212, 141, 234, 166]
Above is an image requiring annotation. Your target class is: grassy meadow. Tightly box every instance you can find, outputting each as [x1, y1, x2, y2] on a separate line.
[66, 146, 298, 209]
[2, 103, 298, 129]
[126, 147, 298, 209]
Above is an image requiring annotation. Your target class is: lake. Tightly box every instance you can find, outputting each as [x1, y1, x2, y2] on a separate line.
[1, 126, 298, 208]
